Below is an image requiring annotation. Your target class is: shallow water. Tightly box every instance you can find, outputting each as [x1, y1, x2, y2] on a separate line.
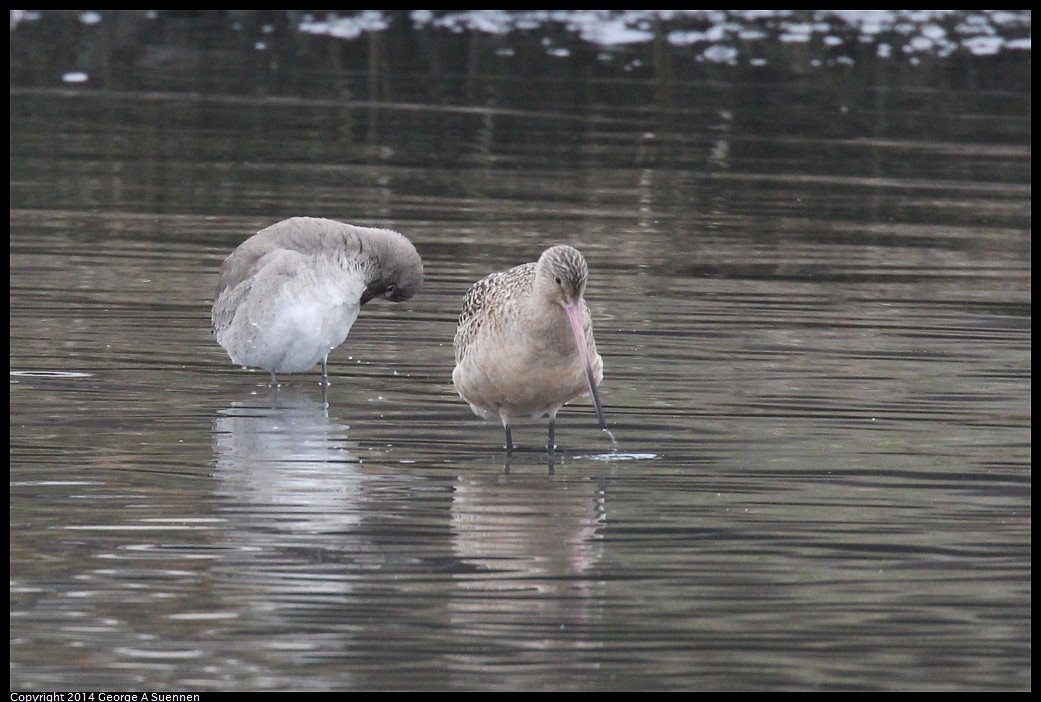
[9, 11, 1031, 691]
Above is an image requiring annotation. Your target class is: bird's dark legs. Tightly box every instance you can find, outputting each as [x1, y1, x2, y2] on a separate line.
[499, 422, 557, 473]
[502, 425, 514, 473]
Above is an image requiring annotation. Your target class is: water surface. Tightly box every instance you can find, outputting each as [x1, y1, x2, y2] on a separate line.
[9, 11, 1031, 691]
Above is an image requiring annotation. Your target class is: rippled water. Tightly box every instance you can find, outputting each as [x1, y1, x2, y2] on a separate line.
[10, 11, 1031, 691]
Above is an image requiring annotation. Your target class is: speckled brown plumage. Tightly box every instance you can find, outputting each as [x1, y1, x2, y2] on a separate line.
[452, 245, 606, 454]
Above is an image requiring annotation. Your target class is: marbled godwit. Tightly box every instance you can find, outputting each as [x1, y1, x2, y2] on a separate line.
[452, 245, 607, 455]
[212, 216, 423, 386]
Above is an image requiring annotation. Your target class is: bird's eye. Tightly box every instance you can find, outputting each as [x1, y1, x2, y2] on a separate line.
[554, 276, 562, 285]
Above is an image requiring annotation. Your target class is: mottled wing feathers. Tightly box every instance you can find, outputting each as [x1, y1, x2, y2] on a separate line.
[453, 262, 535, 363]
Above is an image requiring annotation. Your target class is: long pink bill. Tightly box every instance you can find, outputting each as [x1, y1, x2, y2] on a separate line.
[565, 303, 608, 431]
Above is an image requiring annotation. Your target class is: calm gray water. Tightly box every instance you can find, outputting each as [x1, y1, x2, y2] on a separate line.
[10, 11, 1031, 691]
